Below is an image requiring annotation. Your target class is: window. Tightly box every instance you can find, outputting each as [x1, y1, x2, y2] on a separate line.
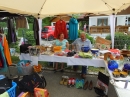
[42, 27, 48, 32]
[52, 27, 55, 31]
[128, 17, 130, 25]
[97, 18, 108, 26]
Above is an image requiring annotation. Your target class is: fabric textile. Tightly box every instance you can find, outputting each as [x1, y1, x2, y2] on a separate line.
[33, 18, 40, 45]
[7, 18, 17, 44]
[3, 37, 12, 65]
[54, 39, 68, 51]
[69, 18, 78, 40]
[72, 38, 92, 52]
[20, 53, 106, 67]
[0, 43, 8, 71]
[54, 20, 68, 39]
[15, 16, 29, 30]
[73, 65, 87, 74]
[0, 27, 4, 34]
[0, 91, 9, 97]
[81, 66, 87, 74]
[0, 34, 4, 46]
[72, 38, 92, 74]
[0, 50, 4, 68]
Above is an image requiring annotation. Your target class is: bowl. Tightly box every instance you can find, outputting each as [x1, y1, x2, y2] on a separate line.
[108, 60, 118, 71]
[91, 49, 99, 54]
[124, 63, 130, 70]
[81, 47, 90, 52]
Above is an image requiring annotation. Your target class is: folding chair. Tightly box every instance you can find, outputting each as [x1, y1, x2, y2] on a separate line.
[94, 72, 109, 97]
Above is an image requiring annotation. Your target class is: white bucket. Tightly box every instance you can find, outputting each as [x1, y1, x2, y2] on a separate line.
[10, 48, 16, 56]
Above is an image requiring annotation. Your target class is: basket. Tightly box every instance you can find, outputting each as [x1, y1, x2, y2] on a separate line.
[17, 60, 33, 75]
[17, 65, 33, 75]
[95, 36, 111, 50]
[95, 36, 111, 45]
[7, 82, 17, 97]
[33, 64, 42, 73]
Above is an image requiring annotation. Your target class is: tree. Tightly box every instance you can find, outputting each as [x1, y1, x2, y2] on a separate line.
[42, 17, 53, 26]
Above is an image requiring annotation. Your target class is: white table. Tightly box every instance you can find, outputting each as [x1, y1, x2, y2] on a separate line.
[19, 53, 105, 67]
[104, 61, 130, 97]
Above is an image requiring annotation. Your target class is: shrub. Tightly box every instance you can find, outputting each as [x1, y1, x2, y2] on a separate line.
[25, 31, 35, 45]
[9, 42, 20, 53]
[78, 30, 94, 44]
[105, 32, 130, 49]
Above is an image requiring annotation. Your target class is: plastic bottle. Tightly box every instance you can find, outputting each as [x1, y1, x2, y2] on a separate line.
[124, 44, 127, 50]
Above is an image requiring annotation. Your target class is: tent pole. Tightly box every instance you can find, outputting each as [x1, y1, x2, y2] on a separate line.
[38, 19, 42, 45]
[22, 29, 26, 44]
[110, 14, 116, 49]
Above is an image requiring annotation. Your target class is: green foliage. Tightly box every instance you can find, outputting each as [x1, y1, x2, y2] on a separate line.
[78, 30, 83, 37]
[17, 23, 33, 37]
[26, 16, 34, 23]
[25, 31, 35, 45]
[87, 36, 95, 44]
[9, 42, 20, 53]
[42, 17, 53, 26]
[72, 14, 81, 19]
[11, 56, 20, 64]
[0, 22, 7, 27]
[78, 30, 94, 44]
[105, 32, 130, 49]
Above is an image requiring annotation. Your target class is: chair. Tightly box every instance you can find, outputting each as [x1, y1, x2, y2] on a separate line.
[94, 72, 109, 97]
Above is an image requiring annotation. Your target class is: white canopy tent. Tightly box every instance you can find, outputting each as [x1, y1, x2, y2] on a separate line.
[0, 0, 130, 18]
[0, 0, 130, 47]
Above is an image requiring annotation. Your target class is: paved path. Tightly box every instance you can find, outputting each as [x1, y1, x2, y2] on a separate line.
[43, 70, 118, 97]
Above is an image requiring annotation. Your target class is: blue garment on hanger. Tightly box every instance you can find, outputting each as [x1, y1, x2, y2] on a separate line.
[69, 18, 78, 40]
[0, 43, 8, 72]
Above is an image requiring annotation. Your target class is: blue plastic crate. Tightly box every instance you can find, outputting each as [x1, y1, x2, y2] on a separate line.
[7, 82, 17, 97]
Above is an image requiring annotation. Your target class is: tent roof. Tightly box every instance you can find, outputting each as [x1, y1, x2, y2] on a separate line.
[117, 6, 130, 15]
[0, 0, 130, 18]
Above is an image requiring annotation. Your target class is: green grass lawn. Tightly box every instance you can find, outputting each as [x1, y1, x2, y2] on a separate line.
[11, 56, 20, 64]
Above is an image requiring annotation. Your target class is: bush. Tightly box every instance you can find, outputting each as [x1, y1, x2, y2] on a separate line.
[77, 30, 95, 44]
[9, 42, 20, 53]
[86, 33, 95, 44]
[17, 23, 33, 37]
[105, 32, 130, 49]
[25, 31, 35, 45]
[68, 30, 94, 44]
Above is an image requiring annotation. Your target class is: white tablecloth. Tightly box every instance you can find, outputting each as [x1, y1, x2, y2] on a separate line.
[19, 53, 105, 67]
[67, 57, 105, 67]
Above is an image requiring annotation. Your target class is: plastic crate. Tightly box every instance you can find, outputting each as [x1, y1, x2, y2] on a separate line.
[7, 82, 17, 97]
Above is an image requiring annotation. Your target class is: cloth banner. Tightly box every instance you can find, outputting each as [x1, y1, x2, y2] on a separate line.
[110, 15, 116, 49]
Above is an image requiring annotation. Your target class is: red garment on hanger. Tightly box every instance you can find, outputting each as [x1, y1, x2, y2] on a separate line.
[0, 60, 3, 68]
[54, 20, 68, 39]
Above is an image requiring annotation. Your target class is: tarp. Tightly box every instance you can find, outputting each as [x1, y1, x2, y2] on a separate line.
[0, 0, 130, 18]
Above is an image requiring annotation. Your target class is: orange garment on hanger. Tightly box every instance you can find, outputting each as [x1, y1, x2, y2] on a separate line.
[3, 36, 12, 65]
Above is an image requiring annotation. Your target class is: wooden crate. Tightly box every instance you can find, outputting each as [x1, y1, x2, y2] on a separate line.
[95, 36, 111, 45]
